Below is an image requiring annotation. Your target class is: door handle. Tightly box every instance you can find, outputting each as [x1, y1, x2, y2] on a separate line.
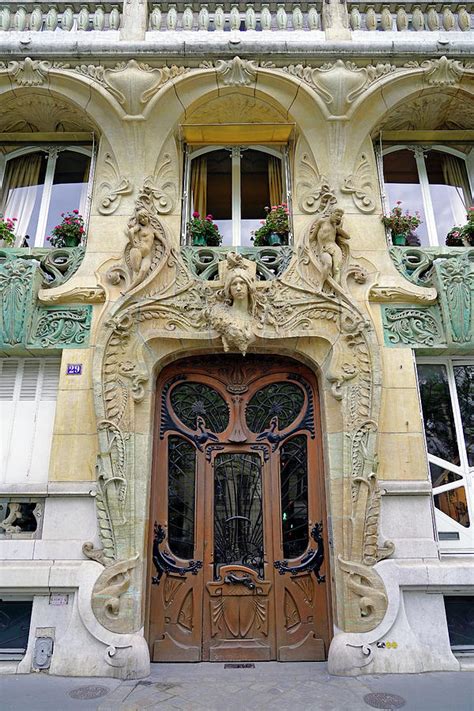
[273, 522, 325, 584]
[224, 572, 256, 590]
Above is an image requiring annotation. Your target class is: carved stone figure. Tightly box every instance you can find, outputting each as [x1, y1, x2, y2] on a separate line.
[308, 207, 350, 284]
[128, 209, 157, 288]
[206, 253, 259, 356]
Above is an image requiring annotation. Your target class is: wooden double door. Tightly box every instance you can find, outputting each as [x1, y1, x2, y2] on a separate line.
[148, 355, 331, 662]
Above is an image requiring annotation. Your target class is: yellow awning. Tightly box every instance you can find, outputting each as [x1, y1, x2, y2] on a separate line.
[181, 123, 295, 145]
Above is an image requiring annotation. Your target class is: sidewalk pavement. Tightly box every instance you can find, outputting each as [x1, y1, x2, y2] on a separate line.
[2, 662, 473, 711]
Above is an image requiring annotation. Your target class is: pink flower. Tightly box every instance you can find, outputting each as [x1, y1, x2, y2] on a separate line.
[73, 209, 79, 214]
[12, 217, 17, 221]
[396, 201, 402, 205]
[192, 211, 200, 218]
[206, 214, 213, 220]
[260, 220, 265, 225]
[79, 227, 84, 234]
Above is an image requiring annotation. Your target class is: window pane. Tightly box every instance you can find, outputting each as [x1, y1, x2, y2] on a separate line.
[44, 150, 90, 247]
[383, 149, 429, 245]
[214, 452, 263, 577]
[170, 381, 229, 433]
[417, 364, 460, 466]
[280, 435, 309, 559]
[444, 597, 474, 647]
[205, 150, 232, 247]
[454, 365, 474, 467]
[1, 152, 47, 247]
[245, 381, 305, 433]
[241, 149, 273, 247]
[425, 151, 469, 244]
[434, 487, 470, 528]
[429, 462, 462, 489]
[168, 435, 196, 560]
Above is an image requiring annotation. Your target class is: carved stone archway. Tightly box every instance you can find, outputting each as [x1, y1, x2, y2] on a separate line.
[85, 185, 393, 646]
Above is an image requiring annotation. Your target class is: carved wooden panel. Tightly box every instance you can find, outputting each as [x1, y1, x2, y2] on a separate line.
[148, 355, 331, 662]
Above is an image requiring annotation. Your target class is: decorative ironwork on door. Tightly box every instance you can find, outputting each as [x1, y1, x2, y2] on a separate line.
[149, 355, 331, 663]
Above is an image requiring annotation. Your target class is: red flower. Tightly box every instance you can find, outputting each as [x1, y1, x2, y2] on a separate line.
[192, 211, 200, 218]
[73, 209, 79, 214]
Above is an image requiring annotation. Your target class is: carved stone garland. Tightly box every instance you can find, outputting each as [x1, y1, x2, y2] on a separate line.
[87, 187, 393, 636]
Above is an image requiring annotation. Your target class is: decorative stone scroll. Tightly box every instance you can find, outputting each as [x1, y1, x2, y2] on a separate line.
[91, 185, 393, 635]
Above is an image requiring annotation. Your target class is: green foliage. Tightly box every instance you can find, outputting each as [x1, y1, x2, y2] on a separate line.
[382, 201, 422, 239]
[0, 215, 18, 246]
[47, 210, 85, 248]
[187, 212, 222, 246]
[446, 207, 474, 246]
[252, 203, 289, 247]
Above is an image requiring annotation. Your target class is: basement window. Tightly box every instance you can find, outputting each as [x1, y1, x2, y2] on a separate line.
[444, 596, 474, 651]
[0, 599, 33, 660]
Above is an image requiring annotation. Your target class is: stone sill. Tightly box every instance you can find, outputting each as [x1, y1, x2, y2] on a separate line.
[0, 34, 473, 57]
[0, 482, 96, 498]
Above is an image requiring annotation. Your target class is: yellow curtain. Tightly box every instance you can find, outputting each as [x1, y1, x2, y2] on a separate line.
[1, 153, 43, 244]
[441, 153, 472, 211]
[190, 156, 207, 219]
[268, 156, 283, 207]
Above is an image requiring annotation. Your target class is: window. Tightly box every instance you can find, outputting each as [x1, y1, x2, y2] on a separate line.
[0, 600, 33, 660]
[382, 146, 473, 246]
[183, 145, 289, 247]
[417, 358, 473, 551]
[0, 358, 60, 484]
[0, 146, 91, 248]
[444, 596, 474, 651]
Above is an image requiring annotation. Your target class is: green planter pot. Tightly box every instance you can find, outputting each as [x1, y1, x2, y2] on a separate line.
[267, 232, 288, 246]
[392, 233, 407, 246]
[64, 235, 81, 247]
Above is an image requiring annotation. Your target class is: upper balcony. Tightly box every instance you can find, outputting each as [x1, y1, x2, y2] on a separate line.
[0, 1, 471, 50]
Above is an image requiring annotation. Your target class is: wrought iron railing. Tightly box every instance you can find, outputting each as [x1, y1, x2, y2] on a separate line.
[181, 245, 293, 281]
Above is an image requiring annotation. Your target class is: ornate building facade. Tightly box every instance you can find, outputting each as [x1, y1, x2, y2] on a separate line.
[0, 1, 473, 678]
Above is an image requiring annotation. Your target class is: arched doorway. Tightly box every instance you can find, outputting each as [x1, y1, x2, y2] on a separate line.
[148, 355, 331, 662]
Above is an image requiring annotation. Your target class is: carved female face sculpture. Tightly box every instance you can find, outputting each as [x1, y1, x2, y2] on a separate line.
[229, 275, 248, 301]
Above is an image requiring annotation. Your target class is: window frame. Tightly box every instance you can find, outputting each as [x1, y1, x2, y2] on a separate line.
[416, 356, 474, 553]
[182, 143, 292, 247]
[0, 145, 93, 248]
[380, 144, 473, 247]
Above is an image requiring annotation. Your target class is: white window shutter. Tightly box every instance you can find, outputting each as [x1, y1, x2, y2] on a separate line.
[1, 358, 60, 484]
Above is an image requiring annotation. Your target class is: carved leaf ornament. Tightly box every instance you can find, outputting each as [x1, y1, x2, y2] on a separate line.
[88, 186, 392, 634]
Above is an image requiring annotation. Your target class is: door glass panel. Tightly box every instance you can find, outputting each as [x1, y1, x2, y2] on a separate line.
[444, 596, 474, 647]
[383, 149, 429, 245]
[434, 487, 470, 528]
[454, 365, 474, 467]
[241, 149, 273, 247]
[44, 150, 90, 246]
[214, 453, 263, 577]
[429, 462, 462, 488]
[425, 151, 469, 243]
[417, 364, 460, 466]
[245, 381, 304, 433]
[280, 435, 309, 559]
[204, 149, 232, 247]
[168, 435, 196, 559]
[1, 152, 47, 247]
[170, 381, 229, 433]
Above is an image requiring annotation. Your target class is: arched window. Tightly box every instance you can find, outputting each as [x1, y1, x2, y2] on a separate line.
[0, 146, 92, 248]
[183, 145, 288, 247]
[382, 146, 473, 246]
